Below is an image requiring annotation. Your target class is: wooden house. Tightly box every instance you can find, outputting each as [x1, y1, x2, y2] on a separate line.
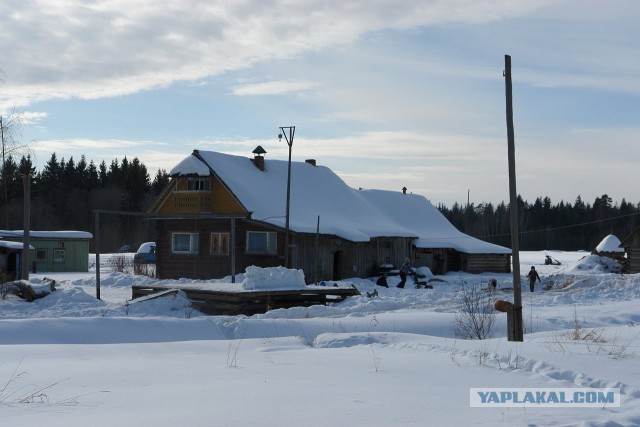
[0, 230, 92, 273]
[148, 149, 511, 282]
[620, 227, 640, 273]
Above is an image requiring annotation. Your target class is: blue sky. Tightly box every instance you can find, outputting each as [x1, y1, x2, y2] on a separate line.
[1, 0, 639, 207]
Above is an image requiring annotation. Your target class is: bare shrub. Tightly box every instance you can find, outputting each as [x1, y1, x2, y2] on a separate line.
[133, 262, 155, 278]
[452, 282, 496, 340]
[109, 254, 130, 273]
[546, 307, 636, 359]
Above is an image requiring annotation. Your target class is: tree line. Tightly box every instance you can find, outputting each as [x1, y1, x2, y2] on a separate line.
[1, 152, 639, 252]
[0, 153, 170, 251]
[437, 195, 640, 251]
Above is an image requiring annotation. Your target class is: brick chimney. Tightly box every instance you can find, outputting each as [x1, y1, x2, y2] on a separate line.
[252, 145, 267, 171]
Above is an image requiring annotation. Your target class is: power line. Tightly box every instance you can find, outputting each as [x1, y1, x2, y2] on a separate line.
[480, 211, 640, 240]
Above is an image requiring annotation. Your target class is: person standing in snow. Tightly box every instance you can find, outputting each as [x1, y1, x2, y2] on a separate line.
[527, 266, 541, 292]
[396, 257, 413, 288]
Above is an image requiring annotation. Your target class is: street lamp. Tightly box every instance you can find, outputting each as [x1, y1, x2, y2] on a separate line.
[278, 126, 295, 268]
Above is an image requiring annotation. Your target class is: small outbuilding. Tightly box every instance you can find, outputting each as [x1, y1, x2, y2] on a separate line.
[592, 234, 625, 263]
[0, 230, 93, 273]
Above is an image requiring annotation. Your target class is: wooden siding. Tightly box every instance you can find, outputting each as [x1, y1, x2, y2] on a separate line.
[462, 253, 511, 274]
[290, 235, 412, 283]
[624, 248, 640, 274]
[620, 227, 640, 274]
[156, 218, 286, 281]
[131, 284, 359, 315]
[415, 248, 510, 274]
[3, 238, 90, 273]
[155, 176, 245, 216]
[154, 217, 414, 283]
[173, 191, 212, 213]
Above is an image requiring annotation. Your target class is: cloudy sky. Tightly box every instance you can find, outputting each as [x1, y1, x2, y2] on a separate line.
[1, 0, 638, 207]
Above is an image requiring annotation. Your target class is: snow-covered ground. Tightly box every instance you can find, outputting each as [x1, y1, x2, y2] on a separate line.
[1, 251, 639, 426]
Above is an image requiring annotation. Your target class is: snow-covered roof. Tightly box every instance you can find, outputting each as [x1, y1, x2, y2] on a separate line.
[0, 241, 34, 250]
[171, 153, 211, 176]
[0, 230, 93, 240]
[169, 150, 510, 254]
[359, 189, 512, 254]
[595, 234, 624, 253]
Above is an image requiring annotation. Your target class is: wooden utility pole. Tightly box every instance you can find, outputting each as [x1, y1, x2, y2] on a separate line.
[21, 174, 31, 281]
[504, 54, 523, 341]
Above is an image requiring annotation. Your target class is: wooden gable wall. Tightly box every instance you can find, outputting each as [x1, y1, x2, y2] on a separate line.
[154, 175, 245, 216]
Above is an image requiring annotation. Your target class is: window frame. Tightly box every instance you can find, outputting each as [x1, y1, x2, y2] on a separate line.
[186, 177, 211, 191]
[246, 231, 277, 255]
[36, 249, 48, 262]
[171, 232, 200, 254]
[210, 232, 230, 256]
[53, 248, 65, 263]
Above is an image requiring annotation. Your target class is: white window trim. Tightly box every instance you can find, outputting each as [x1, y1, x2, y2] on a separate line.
[53, 248, 65, 263]
[172, 232, 199, 254]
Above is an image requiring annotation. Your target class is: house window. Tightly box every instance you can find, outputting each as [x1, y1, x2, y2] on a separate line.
[53, 249, 65, 263]
[246, 231, 277, 255]
[36, 249, 47, 262]
[211, 233, 230, 255]
[187, 178, 210, 191]
[172, 233, 199, 254]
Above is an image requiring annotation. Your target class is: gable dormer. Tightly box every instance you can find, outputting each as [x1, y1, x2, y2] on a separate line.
[149, 151, 246, 216]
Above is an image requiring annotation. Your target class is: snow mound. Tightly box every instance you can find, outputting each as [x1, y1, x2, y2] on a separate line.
[561, 254, 622, 274]
[241, 266, 306, 290]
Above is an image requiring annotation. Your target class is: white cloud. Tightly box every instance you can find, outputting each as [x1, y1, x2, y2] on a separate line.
[232, 80, 318, 96]
[0, 0, 553, 107]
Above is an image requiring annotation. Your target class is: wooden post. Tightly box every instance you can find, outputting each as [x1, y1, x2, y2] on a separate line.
[505, 54, 523, 341]
[231, 217, 236, 283]
[315, 215, 320, 286]
[21, 174, 31, 280]
[95, 210, 101, 300]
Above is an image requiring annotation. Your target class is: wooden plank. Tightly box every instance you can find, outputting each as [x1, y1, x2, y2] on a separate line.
[130, 284, 359, 316]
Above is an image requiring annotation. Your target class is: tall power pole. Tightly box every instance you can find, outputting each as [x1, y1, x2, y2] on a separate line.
[504, 54, 523, 341]
[278, 126, 295, 268]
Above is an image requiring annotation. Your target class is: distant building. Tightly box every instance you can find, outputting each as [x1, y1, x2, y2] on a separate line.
[147, 149, 511, 282]
[620, 227, 640, 274]
[0, 230, 93, 273]
[592, 234, 625, 263]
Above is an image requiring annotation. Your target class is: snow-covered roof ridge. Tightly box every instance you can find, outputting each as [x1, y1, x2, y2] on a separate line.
[170, 150, 510, 253]
[0, 230, 93, 239]
[595, 234, 624, 253]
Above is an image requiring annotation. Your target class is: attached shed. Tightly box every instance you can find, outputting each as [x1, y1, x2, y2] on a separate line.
[359, 189, 512, 274]
[0, 230, 93, 272]
[620, 227, 640, 274]
[0, 240, 35, 281]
